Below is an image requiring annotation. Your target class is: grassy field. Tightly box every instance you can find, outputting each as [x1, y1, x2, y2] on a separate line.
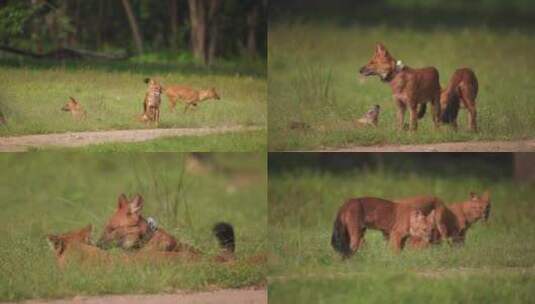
[268, 156, 535, 303]
[268, 24, 535, 150]
[0, 57, 266, 150]
[43, 130, 267, 152]
[0, 153, 267, 301]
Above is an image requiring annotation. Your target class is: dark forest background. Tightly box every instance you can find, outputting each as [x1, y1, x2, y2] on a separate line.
[270, 0, 535, 29]
[0, 0, 267, 65]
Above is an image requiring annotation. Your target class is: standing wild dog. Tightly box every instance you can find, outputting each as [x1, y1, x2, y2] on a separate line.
[97, 193, 236, 262]
[398, 191, 491, 247]
[142, 78, 162, 125]
[440, 68, 479, 131]
[165, 85, 220, 113]
[62, 97, 87, 120]
[359, 43, 441, 131]
[330, 196, 443, 258]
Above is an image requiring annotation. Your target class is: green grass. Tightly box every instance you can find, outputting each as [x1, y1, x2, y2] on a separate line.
[0, 153, 267, 301]
[268, 161, 535, 303]
[0, 58, 266, 150]
[268, 24, 535, 150]
[45, 130, 267, 152]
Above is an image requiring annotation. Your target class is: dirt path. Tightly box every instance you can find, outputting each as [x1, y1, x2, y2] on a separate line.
[327, 139, 535, 152]
[6, 288, 266, 304]
[0, 126, 262, 151]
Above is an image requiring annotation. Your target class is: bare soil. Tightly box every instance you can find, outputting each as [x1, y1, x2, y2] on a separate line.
[326, 139, 535, 152]
[0, 126, 261, 151]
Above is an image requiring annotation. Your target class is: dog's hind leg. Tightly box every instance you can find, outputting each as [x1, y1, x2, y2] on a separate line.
[408, 104, 418, 131]
[461, 95, 477, 132]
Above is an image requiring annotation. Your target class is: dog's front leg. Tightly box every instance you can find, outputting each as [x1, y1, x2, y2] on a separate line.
[389, 231, 403, 254]
[395, 99, 406, 130]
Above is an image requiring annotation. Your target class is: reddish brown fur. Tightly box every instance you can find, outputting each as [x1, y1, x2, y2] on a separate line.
[97, 193, 233, 263]
[359, 43, 441, 131]
[61, 97, 87, 120]
[165, 85, 220, 113]
[331, 197, 441, 258]
[398, 191, 491, 247]
[142, 78, 162, 125]
[47, 225, 110, 268]
[440, 68, 479, 131]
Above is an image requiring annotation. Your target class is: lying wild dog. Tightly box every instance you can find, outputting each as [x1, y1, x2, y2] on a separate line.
[165, 85, 220, 113]
[142, 78, 162, 125]
[97, 194, 236, 263]
[440, 68, 479, 131]
[398, 191, 491, 247]
[359, 43, 441, 131]
[47, 225, 209, 268]
[62, 97, 87, 120]
[47, 225, 109, 268]
[355, 104, 381, 127]
[331, 196, 440, 258]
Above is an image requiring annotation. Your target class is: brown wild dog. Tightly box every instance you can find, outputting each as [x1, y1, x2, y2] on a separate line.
[408, 209, 437, 249]
[398, 191, 491, 247]
[359, 43, 441, 131]
[47, 225, 206, 268]
[47, 225, 110, 268]
[142, 78, 162, 125]
[165, 85, 220, 113]
[330, 196, 442, 258]
[62, 97, 87, 120]
[97, 193, 236, 263]
[440, 68, 479, 131]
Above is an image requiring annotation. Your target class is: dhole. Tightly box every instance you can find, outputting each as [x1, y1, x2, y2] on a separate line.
[47, 225, 205, 268]
[399, 191, 491, 247]
[142, 78, 162, 125]
[97, 193, 236, 262]
[330, 196, 441, 258]
[440, 68, 479, 131]
[359, 43, 441, 131]
[47, 225, 109, 268]
[165, 85, 220, 113]
[61, 97, 87, 120]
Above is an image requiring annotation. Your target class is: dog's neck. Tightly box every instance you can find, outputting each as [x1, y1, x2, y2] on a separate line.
[384, 59, 407, 82]
[137, 216, 159, 248]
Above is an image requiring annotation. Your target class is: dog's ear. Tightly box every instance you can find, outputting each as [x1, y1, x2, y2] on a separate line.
[470, 192, 478, 200]
[143, 78, 151, 84]
[481, 190, 490, 202]
[69, 97, 78, 104]
[117, 193, 129, 210]
[129, 194, 144, 214]
[375, 43, 387, 56]
[47, 235, 64, 253]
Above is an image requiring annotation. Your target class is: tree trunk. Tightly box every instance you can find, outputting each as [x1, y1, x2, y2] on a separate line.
[121, 0, 143, 54]
[169, 0, 179, 50]
[246, 3, 260, 58]
[188, 0, 206, 62]
[207, 0, 222, 65]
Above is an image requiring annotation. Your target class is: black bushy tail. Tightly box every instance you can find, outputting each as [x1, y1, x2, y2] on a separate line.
[440, 95, 460, 123]
[331, 215, 350, 257]
[213, 222, 235, 253]
[417, 103, 427, 119]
